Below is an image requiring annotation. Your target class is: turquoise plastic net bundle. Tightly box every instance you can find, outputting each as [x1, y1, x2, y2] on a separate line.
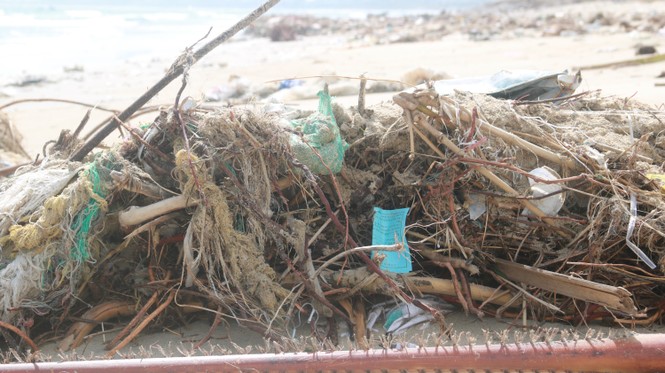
[289, 90, 348, 175]
[69, 162, 106, 262]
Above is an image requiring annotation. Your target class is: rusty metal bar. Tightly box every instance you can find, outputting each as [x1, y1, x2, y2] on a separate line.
[4, 333, 665, 372]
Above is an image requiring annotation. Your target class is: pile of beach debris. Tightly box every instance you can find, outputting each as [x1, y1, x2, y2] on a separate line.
[0, 0, 664, 358]
[246, 2, 665, 43]
[0, 71, 664, 356]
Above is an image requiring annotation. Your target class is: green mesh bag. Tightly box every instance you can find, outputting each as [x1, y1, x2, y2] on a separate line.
[289, 89, 348, 175]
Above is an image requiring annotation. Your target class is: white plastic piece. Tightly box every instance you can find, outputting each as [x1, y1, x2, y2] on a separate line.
[522, 166, 565, 216]
[626, 193, 657, 269]
[468, 193, 487, 220]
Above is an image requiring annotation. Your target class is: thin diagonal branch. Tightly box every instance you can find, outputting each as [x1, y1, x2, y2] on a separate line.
[70, 0, 281, 161]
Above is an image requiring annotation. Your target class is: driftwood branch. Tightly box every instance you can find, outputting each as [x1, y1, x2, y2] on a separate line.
[70, 0, 281, 161]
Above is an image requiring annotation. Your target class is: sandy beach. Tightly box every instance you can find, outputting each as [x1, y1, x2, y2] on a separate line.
[1, 0, 664, 158]
[1, 0, 665, 362]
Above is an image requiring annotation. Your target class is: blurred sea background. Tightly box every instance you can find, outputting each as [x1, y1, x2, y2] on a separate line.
[0, 0, 488, 81]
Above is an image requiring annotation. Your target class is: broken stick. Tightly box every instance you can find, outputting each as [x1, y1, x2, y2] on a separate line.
[118, 195, 196, 227]
[303, 267, 515, 307]
[492, 258, 638, 315]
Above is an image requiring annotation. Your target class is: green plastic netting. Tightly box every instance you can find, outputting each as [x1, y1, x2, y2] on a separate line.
[69, 162, 106, 262]
[289, 90, 348, 175]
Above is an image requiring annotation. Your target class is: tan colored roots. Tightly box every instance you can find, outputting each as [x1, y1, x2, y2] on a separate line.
[175, 150, 284, 314]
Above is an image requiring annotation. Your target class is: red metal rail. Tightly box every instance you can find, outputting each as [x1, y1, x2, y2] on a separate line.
[4, 333, 665, 372]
